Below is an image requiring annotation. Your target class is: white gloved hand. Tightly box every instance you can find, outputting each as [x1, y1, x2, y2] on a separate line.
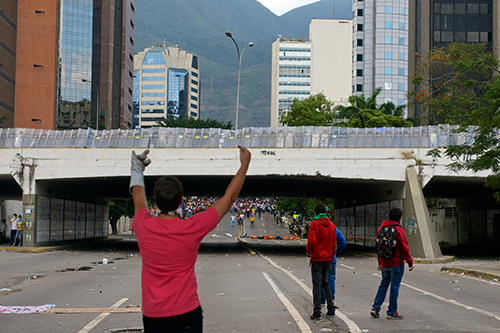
[130, 149, 151, 194]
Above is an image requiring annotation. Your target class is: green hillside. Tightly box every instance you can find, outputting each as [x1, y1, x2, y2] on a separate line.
[134, 0, 352, 127]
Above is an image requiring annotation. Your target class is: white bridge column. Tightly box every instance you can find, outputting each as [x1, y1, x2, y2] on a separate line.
[12, 157, 37, 247]
[403, 166, 442, 259]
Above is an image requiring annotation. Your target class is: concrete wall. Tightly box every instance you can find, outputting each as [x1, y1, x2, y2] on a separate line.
[1, 199, 23, 234]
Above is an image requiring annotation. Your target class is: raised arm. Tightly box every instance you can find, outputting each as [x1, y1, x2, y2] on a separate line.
[130, 150, 151, 213]
[211, 146, 251, 221]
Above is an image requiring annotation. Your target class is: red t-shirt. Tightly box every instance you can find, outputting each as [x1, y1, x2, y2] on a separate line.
[133, 207, 219, 318]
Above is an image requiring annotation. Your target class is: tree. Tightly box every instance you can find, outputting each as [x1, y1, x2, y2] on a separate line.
[0, 115, 8, 125]
[347, 109, 413, 128]
[333, 87, 382, 121]
[274, 197, 335, 220]
[280, 93, 335, 126]
[409, 42, 497, 125]
[425, 47, 500, 201]
[156, 116, 232, 129]
[109, 199, 135, 235]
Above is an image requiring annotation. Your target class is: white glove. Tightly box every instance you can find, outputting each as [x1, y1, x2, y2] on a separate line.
[130, 149, 151, 194]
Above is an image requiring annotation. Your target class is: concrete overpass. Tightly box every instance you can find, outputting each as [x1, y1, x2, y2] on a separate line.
[0, 125, 496, 259]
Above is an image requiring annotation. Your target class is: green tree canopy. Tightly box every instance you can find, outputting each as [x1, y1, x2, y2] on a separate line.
[333, 87, 382, 121]
[109, 199, 135, 235]
[347, 109, 413, 128]
[156, 116, 233, 129]
[409, 42, 497, 125]
[280, 93, 335, 126]
[274, 197, 335, 220]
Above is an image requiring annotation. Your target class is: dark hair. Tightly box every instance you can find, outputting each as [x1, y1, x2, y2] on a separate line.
[154, 177, 183, 213]
[314, 204, 327, 215]
[389, 208, 402, 222]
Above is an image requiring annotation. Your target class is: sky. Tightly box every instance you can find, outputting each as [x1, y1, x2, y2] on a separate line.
[256, 0, 320, 16]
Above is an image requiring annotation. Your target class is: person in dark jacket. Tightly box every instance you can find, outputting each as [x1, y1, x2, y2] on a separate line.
[306, 204, 337, 320]
[370, 208, 413, 320]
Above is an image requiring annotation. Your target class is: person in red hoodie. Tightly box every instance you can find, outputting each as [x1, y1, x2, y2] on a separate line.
[370, 207, 413, 320]
[306, 204, 337, 320]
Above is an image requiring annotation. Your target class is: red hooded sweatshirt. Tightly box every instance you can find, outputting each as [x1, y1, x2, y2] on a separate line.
[306, 216, 337, 262]
[376, 220, 413, 267]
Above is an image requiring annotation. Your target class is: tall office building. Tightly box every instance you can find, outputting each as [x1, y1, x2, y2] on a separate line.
[11, 0, 135, 130]
[270, 37, 311, 127]
[408, 1, 497, 121]
[0, 0, 17, 128]
[352, 0, 409, 113]
[133, 46, 200, 128]
[309, 19, 352, 106]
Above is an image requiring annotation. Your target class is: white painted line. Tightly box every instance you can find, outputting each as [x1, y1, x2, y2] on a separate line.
[257, 250, 362, 333]
[77, 298, 128, 333]
[341, 264, 355, 270]
[373, 273, 500, 322]
[263, 272, 312, 333]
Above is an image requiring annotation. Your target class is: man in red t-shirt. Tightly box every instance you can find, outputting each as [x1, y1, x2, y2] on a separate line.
[130, 147, 251, 332]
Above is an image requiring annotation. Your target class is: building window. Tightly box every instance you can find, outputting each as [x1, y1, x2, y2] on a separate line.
[385, 37, 392, 44]
[356, 84, 363, 92]
[357, 39, 364, 46]
[399, 7, 405, 15]
[385, 67, 392, 75]
[130, 19, 135, 29]
[385, 22, 392, 29]
[398, 83, 404, 91]
[358, 24, 364, 31]
[191, 87, 198, 93]
[142, 76, 165, 81]
[143, 52, 165, 65]
[385, 82, 392, 90]
[129, 36, 134, 46]
[357, 54, 363, 61]
[190, 103, 197, 109]
[191, 79, 198, 85]
[357, 9, 364, 16]
[467, 32, 479, 42]
[399, 22, 405, 30]
[192, 72, 198, 77]
[191, 95, 198, 101]
[385, 52, 392, 59]
[385, 6, 393, 14]
[398, 98, 405, 105]
[357, 69, 363, 76]
[398, 38, 405, 45]
[398, 68, 405, 76]
[399, 53, 405, 60]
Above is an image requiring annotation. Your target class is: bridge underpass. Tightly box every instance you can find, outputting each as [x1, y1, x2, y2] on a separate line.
[1, 146, 498, 258]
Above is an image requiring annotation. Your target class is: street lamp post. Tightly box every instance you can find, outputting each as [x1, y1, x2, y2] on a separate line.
[82, 79, 100, 130]
[225, 31, 253, 131]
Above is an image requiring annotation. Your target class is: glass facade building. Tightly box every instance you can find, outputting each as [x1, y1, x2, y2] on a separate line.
[352, 0, 409, 114]
[409, 0, 497, 122]
[133, 46, 200, 128]
[57, 0, 94, 129]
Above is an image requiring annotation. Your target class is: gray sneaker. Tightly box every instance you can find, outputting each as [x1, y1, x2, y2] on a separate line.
[370, 308, 380, 318]
[387, 312, 404, 320]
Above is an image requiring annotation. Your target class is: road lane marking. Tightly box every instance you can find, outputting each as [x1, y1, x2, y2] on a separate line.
[77, 298, 128, 333]
[256, 250, 362, 333]
[263, 272, 312, 333]
[341, 264, 355, 270]
[373, 273, 500, 322]
[47, 307, 141, 314]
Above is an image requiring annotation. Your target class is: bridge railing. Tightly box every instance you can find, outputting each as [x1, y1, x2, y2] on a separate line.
[0, 125, 478, 149]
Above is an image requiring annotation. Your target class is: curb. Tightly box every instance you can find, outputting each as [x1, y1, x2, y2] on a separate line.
[440, 266, 500, 281]
[0, 246, 61, 253]
[357, 252, 455, 264]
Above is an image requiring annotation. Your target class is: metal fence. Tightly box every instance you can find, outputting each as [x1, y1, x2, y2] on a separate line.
[0, 125, 478, 149]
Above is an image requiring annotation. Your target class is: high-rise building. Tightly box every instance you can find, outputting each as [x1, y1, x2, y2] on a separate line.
[408, 0, 497, 122]
[271, 37, 311, 127]
[352, 0, 409, 113]
[0, 0, 17, 128]
[10, 0, 135, 130]
[309, 19, 352, 106]
[133, 46, 200, 128]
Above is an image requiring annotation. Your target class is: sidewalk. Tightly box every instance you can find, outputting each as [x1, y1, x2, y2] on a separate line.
[440, 258, 500, 282]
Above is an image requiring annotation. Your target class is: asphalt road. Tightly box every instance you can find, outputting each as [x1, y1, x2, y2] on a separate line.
[1, 213, 499, 333]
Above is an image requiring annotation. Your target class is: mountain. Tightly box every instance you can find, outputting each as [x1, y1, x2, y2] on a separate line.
[134, 0, 352, 127]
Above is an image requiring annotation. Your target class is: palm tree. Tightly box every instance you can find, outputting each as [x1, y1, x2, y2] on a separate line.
[379, 100, 405, 117]
[333, 87, 382, 121]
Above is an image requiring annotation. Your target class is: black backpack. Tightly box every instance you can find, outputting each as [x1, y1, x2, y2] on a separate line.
[375, 225, 400, 259]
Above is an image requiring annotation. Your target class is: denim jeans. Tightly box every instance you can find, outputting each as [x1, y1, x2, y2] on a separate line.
[320, 263, 336, 304]
[14, 229, 23, 246]
[311, 261, 334, 315]
[372, 265, 404, 315]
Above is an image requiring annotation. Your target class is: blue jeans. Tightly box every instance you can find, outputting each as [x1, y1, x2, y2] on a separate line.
[14, 229, 23, 246]
[320, 263, 336, 304]
[311, 261, 334, 315]
[372, 265, 404, 315]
